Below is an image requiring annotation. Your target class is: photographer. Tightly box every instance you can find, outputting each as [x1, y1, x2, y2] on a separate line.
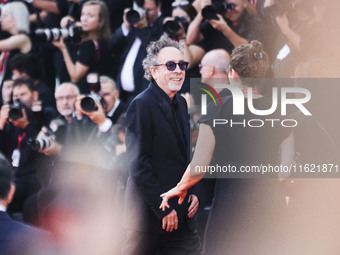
[185, 0, 265, 66]
[62, 86, 117, 170]
[99, 76, 127, 125]
[0, 80, 43, 215]
[11, 53, 56, 110]
[110, 0, 164, 104]
[36, 82, 79, 158]
[53, 1, 112, 94]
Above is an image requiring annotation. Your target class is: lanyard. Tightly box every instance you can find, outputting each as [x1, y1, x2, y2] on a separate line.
[17, 132, 26, 149]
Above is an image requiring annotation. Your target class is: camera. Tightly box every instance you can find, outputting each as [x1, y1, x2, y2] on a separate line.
[126, 1, 146, 26]
[34, 21, 82, 43]
[9, 100, 24, 121]
[28, 137, 51, 151]
[201, 2, 235, 20]
[163, 16, 189, 39]
[27, 118, 67, 151]
[80, 73, 107, 112]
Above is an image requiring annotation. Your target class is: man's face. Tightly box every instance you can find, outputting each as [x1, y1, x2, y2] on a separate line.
[151, 47, 186, 97]
[12, 84, 36, 108]
[225, 0, 247, 25]
[55, 85, 77, 118]
[99, 81, 118, 113]
[144, 0, 160, 24]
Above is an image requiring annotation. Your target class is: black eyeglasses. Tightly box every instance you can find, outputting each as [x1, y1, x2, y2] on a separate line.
[154, 61, 189, 71]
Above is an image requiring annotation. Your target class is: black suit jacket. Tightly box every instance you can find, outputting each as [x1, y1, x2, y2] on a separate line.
[124, 82, 193, 233]
[110, 17, 164, 104]
[107, 101, 127, 125]
[0, 211, 47, 254]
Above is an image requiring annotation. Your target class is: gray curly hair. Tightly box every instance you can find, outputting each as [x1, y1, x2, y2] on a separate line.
[142, 35, 184, 81]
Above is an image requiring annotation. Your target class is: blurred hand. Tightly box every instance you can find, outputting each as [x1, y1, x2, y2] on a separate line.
[188, 194, 199, 218]
[276, 13, 290, 31]
[208, 14, 229, 33]
[39, 138, 62, 156]
[9, 108, 29, 129]
[200, 0, 212, 10]
[162, 209, 178, 232]
[60, 16, 75, 28]
[75, 95, 85, 119]
[122, 8, 131, 31]
[0, 104, 10, 129]
[160, 186, 188, 211]
[82, 102, 106, 126]
[52, 36, 66, 51]
[134, 12, 148, 30]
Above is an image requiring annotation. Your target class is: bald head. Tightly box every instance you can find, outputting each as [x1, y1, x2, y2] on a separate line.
[200, 49, 230, 81]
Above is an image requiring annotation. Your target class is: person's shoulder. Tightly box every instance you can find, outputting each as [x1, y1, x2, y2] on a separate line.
[0, 211, 46, 239]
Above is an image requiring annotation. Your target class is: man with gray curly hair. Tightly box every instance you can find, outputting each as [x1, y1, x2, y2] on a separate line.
[123, 35, 201, 254]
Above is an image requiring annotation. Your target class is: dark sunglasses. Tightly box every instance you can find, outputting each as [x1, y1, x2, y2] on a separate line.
[154, 61, 189, 71]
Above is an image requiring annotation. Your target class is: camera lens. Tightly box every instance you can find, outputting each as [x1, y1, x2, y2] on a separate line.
[27, 137, 51, 151]
[163, 20, 181, 38]
[201, 5, 219, 20]
[81, 95, 98, 112]
[9, 108, 23, 121]
[126, 10, 141, 25]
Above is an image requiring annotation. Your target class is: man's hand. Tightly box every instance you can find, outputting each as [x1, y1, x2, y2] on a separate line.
[83, 102, 107, 126]
[0, 104, 10, 130]
[75, 95, 84, 119]
[122, 8, 131, 31]
[9, 108, 29, 130]
[208, 14, 230, 34]
[188, 194, 199, 218]
[162, 209, 178, 232]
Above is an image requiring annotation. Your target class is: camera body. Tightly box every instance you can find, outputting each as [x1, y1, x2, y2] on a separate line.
[163, 16, 189, 39]
[80, 73, 107, 112]
[34, 21, 82, 43]
[9, 100, 24, 121]
[126, 1, 146, 26]
[201, 2, 235, 20]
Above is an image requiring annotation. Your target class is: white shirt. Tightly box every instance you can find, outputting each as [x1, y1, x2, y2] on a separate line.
[0, 204, 6, 212]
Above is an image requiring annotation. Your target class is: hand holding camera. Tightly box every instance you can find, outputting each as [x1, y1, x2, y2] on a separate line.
[208, 13, 230, 34]
[0, 100, 30, 130]
[163, 16, 189, 39]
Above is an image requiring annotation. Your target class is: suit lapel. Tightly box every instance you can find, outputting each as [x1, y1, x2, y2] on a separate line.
[149, 84, 186, 151]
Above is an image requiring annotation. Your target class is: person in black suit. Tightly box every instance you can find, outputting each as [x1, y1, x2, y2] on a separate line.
[0, 153, 48, 255]
[0, 78, 57, 215]
[123, 35, 200, 255]
[110, 0, 164, 105]
[99, 76, 127, 124]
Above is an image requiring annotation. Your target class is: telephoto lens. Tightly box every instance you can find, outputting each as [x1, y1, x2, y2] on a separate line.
[27, 137, 51, 151]
[80, 94, 102, 112]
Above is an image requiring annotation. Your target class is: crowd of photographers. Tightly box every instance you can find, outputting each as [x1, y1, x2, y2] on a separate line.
[0, 0, 339, 253]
